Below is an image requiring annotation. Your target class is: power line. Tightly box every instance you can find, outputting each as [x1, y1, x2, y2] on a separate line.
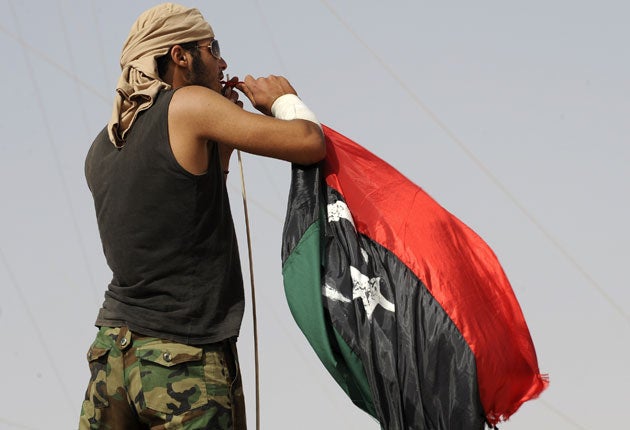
[7, 1, 100, 303]
[2, 5, 365, 428]
[317, 0, 629, 326]
[6, 1, 83, 410]
[0, 246, 75, 413]
[227, 173, 284, 223]
[89, 1, 112, 90]
[57, 0, 100, 298]
[2, 0, 106, 414]
[0, 416, 39, 430]
[58, 3, 96, 138]
[253, 0, 289, 74]
[3, 3, 625, 325]
[0, 23, 109, 103]
[540, 399, 590, 430]
[1, 5, 623, 429]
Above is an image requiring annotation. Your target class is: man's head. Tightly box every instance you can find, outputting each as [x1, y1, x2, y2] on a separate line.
[119, 3, 215, 71]
[108, 3, 219, 146]
[156, 38, 227, 93]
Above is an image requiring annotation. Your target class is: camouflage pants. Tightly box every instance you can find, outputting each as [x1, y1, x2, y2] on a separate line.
[79, 326, 246, 429]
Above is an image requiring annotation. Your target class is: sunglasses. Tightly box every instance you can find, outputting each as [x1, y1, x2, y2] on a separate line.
[196, 39, 221, 60]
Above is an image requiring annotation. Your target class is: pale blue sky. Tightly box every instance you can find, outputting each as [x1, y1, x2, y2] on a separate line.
[1, 1, 628, 429]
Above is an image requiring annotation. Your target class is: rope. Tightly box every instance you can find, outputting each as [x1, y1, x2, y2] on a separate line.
[237, 149, 261, 430]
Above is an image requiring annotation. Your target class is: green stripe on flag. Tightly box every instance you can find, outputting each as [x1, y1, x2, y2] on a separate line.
[282, 221, 377, 418]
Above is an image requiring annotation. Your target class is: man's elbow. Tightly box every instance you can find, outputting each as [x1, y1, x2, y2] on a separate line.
[284, 120, 326, 165]
[310, 127, 327, 163]
[314, 138, 327, 162]
[301, 123, 326, 165]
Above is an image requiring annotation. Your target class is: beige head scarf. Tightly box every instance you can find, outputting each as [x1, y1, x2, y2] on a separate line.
[107, 3, 215, 147]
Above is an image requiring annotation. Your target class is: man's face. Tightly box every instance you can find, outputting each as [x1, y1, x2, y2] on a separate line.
[184, 38, 226, 93]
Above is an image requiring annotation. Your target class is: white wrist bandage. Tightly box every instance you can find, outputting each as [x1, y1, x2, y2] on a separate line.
[271, 94, 322, 129]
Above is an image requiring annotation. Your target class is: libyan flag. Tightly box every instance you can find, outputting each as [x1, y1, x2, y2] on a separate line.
[281, 125, 548, 429]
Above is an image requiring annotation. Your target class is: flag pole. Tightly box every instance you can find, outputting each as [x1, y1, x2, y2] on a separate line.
[237, 149, 261, 430]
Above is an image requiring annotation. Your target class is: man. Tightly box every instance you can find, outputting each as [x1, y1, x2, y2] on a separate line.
[79, 3, 324, 429]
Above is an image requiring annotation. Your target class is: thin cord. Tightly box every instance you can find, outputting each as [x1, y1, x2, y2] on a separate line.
[237, 150, 261, 430]
[2, 3, 625, 323]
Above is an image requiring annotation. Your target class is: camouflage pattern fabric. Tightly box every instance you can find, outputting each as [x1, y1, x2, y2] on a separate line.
[79, 326, 246, 429]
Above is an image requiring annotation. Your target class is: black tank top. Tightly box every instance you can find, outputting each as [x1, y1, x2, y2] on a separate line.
[85, 89, 244, 344]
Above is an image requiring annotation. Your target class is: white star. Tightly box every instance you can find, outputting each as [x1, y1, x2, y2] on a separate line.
[327, 200, 355, 227]
[322, 283, 351, 303]
[350, 266, 395, 320]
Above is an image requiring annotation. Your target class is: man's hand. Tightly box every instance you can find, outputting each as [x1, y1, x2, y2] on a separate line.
[222, 75, 244, 108]
[238, 75, 298, 116]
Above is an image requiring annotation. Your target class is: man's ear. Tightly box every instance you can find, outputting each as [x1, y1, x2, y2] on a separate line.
[170, 45, 188, 66]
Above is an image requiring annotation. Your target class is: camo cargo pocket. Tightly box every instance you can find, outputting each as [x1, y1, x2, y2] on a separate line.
[136, 341, 207, 414]
[85, 343, 111, 408]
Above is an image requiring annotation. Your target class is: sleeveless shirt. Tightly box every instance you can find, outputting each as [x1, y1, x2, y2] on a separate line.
[85, 89, 244, 344]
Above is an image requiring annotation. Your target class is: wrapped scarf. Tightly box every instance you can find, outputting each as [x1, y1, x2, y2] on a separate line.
[107, 3, 214, 147]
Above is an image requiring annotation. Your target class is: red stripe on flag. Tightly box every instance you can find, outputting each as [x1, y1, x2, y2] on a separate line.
[322, 125, 547, 424]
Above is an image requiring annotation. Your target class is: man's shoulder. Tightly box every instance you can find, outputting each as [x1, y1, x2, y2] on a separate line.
[168, 85, 228, 123]
[171, 85, 219, 103]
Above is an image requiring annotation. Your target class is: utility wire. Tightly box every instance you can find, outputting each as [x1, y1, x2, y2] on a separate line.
[89, 1, 112, 90]
[57, 1, 100, 299]
[253, 0, 289, 74]
[226, 173, 364, 430]
[4, 0, 625, 325]
[0, 23, 109, 103]
[5, 1, 98, 412]
[540, 399, 590, 430]
[0, 246, 75, 413]
[0, 416, 39, 430]
[6, 3, 99, 305]
[228, 4, 375, 425]
[58, 3, 96, 139]
[317, 0, 629, 325]
[233, 3, 622, 428]
[2, 4, 619, 428]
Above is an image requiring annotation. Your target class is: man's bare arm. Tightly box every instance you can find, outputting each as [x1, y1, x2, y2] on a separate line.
[169, 77, 325, 167]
